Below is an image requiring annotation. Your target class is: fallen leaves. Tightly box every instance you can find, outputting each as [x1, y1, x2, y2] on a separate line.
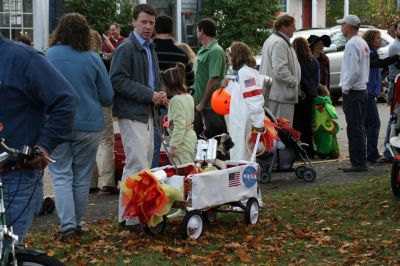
[25, 176, 400, 265]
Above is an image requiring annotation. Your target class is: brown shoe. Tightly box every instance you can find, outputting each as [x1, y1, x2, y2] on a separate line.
[102, 186, 119, 194]
[342, 166, 368, 172]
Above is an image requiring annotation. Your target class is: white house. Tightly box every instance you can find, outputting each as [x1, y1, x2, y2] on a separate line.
[281, 0, 327, 29]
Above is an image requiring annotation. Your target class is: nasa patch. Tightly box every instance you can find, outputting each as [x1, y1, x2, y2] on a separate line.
[242, 166, 257, 188]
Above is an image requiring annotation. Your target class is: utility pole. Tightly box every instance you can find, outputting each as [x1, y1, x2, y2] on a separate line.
[344, 0, 349, 16]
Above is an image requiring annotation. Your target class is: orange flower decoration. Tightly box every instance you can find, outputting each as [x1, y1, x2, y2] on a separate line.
[121, 171, 169, 226]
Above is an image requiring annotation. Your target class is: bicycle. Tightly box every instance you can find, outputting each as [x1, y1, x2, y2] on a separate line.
[0, 138, 63, 266]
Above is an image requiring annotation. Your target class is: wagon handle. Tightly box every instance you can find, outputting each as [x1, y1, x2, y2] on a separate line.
[250, 132, 261, 163]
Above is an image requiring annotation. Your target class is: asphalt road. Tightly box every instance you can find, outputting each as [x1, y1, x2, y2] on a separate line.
[33, 101, 393, 231]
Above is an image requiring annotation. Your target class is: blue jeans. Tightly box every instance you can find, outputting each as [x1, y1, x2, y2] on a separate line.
[151, 107, 168, 168]
[49, 131, 101, 232]
[3, 170, 43, 242]
[365, 94, 381, 162]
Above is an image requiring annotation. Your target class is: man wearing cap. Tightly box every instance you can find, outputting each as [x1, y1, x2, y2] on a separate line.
[259, 14, 300, 124]
[337, 14, 370, 172]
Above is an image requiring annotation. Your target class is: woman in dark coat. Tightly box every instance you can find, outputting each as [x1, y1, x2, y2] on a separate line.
[292, 37, 320, 158]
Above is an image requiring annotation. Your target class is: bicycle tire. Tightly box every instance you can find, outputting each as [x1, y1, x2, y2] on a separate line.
[13, 252, 64, 266]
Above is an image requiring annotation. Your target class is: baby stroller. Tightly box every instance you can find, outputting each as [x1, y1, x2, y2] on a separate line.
[257, 108, 317, 183]
[386, 75, 400, 197]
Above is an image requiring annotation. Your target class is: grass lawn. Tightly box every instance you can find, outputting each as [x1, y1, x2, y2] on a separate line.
[26, 176, 400, 265]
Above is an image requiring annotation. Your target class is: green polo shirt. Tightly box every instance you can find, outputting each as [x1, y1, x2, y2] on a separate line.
[193, 40, 226, 109]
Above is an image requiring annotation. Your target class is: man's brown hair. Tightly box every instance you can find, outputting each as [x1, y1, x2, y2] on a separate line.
[133, 4, 157, 20]
[274, 14, 295, 31]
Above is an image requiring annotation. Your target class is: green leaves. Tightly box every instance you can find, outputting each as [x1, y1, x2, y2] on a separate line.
[202, 0, 280, 54]
[64, 0, 134, 36]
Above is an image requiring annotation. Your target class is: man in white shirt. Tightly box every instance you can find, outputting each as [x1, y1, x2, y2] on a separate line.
[338, 15, 370, 172]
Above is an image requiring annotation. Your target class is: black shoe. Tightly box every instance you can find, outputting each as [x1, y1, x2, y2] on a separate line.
[75, 226, 84, 235]
[102, 186, 119, 194]
[342, 166, 368, 172]
[61, 228, 78, 242]
[89, 187, 100, 194]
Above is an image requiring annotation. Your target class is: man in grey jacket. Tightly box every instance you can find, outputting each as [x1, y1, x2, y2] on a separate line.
[259, 14, 300, 124]
[110, 4, 166, 226]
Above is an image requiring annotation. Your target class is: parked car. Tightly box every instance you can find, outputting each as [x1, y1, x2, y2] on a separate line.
[256, 25, 394, 101]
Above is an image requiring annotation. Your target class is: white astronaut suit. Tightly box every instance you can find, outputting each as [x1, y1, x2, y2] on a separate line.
[227, 64, 266, 161]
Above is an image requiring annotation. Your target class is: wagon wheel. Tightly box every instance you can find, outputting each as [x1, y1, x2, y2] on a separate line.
[181, 211, 204, 239]
[391, 160, 400, 197]
[144, 216, 167, 236]
[302, 168, 317, 182]
[244, 198, 259, 225]
[202, 208, 217, 224]
[295, 166, 307, 179]
[259, 171, 271, 183]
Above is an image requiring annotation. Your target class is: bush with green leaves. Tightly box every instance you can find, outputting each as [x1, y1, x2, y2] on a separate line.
[64, 0, 134, 36]
[202, 0, 280, 53]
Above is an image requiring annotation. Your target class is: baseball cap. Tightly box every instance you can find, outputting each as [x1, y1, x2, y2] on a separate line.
[336, 15, 361, 27]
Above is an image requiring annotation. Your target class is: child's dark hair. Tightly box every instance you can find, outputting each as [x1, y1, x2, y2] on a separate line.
[162, 62, 187, 96]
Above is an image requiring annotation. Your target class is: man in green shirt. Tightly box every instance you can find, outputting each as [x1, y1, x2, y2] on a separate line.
[193, 18, 227, 138]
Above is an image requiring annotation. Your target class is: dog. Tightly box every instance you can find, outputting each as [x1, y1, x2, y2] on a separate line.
[212, 133, 234, 169]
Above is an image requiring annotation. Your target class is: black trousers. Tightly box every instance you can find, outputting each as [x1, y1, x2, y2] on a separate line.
[194, 109, 227, 139]
[293, 96, 315, 158]
[342, 90, 368, 167]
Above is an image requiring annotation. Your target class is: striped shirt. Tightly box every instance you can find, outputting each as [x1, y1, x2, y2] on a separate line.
[153, 38, 194, 86]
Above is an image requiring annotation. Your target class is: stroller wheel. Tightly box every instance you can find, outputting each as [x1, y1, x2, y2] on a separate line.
[295, 166, 307, 179]
[302, 168, 317, 182]
[259, 171, 271, 183]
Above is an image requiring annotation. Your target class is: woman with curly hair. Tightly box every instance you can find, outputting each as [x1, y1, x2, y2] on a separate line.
[292, 37, 319, 158]
[226, 42, 265, 161]
[46, 13, 114, 242]
[363, 29, 400, 164]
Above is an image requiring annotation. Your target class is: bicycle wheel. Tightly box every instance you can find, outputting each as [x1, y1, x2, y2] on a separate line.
[13, 252, 64, 266]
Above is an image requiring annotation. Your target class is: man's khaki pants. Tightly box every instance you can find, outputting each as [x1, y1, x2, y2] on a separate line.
[117, 116, 154, 224]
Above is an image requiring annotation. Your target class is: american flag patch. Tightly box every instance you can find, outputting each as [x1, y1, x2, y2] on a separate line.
[229, 172, 241, 187]
[244, 78, 256, 88]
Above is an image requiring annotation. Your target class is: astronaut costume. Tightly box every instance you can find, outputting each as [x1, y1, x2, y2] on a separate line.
[227, 65, 265, 161]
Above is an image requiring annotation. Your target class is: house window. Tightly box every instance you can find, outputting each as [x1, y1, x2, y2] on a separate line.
[279, 0, 287, 12]
[0, 0, 33, 43]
